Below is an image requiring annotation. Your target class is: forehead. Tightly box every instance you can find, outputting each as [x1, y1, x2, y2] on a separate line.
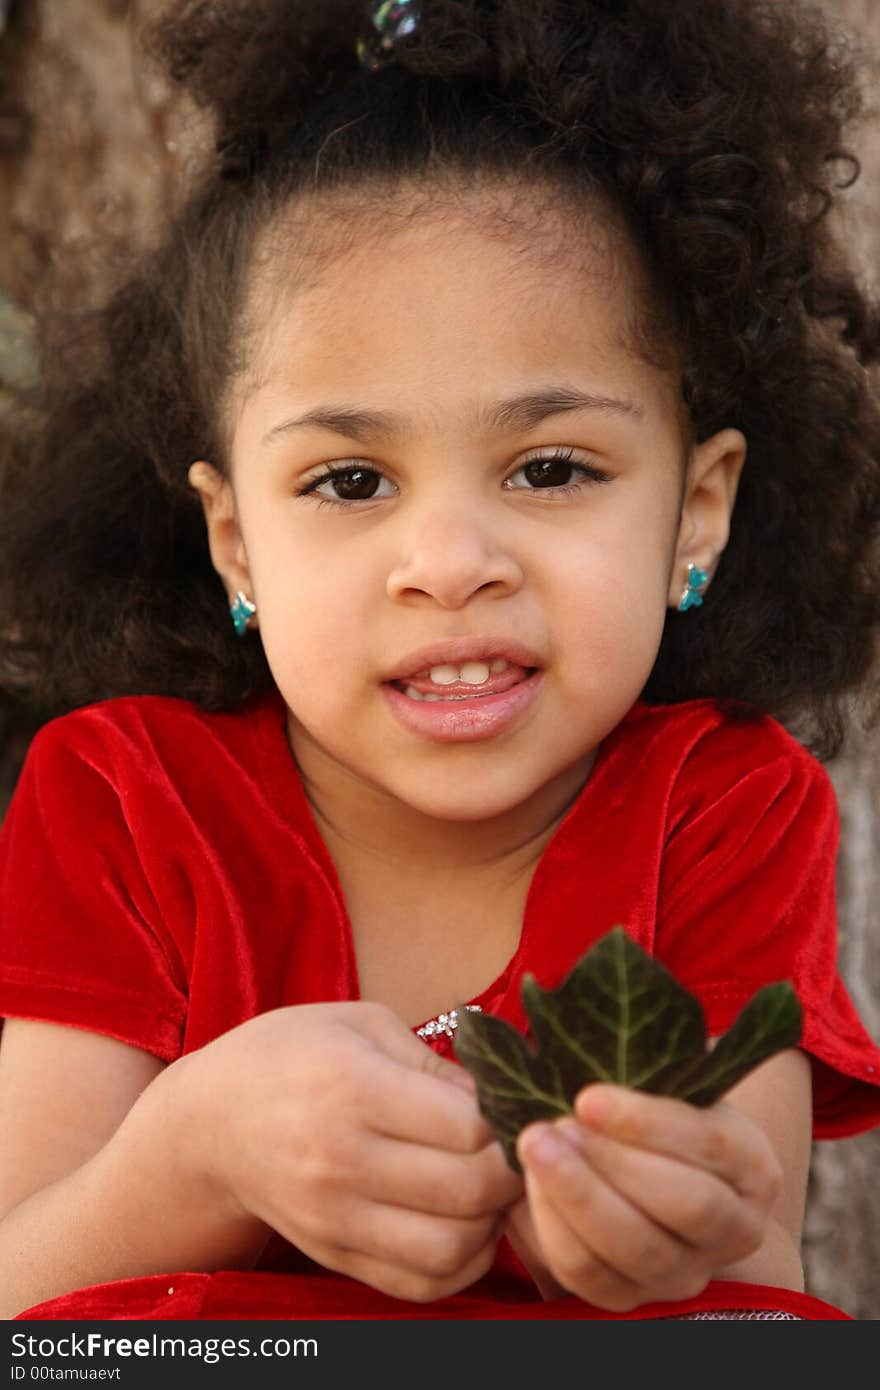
[233, 177, 679, 426]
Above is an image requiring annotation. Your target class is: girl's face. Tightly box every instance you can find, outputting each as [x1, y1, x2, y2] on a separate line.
[194, 189, 744, 828]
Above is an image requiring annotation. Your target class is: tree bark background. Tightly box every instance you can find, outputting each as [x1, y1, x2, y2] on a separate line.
[0, 0, 878, 1317]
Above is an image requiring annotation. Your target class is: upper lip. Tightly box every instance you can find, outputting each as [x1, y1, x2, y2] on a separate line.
[384, 636, 544, 683]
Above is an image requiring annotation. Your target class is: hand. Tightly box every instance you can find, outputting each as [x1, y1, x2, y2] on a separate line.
[507, 1083, 783, 1311]
[176, 1001, 523, 1302]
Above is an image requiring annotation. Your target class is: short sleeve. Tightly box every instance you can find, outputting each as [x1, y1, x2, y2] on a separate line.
[0, 718, 187, 1061]
[656, 732, 880, 1138]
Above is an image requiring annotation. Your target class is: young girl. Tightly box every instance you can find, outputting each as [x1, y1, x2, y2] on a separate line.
[0, 0, 878, 1322]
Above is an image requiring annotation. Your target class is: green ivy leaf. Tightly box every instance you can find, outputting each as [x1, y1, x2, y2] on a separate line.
[672, 982, 803, 1106]
[453, 926, 802, 1172]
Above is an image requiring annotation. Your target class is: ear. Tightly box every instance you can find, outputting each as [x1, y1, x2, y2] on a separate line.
[188, 461, 258, 627]
[668, 428, 747, 609]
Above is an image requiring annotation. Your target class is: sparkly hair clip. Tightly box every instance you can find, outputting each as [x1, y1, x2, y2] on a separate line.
[357, 0, 421, 73]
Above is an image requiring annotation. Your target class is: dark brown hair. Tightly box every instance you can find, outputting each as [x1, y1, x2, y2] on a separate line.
[1, 0, 878, 760]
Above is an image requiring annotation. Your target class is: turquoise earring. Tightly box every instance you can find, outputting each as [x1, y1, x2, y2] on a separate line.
[230, 590, 257, 636]
[678, 563, 709, 612]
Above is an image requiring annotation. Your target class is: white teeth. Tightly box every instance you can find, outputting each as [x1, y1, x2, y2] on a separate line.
[428, 664, 461, 686]
[398, 657, 516, 700]
[426, 658, 507, 686]
[459, 661, 491, 684]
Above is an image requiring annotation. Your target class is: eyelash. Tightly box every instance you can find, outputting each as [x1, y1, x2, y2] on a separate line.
[296, 448, 613, 509]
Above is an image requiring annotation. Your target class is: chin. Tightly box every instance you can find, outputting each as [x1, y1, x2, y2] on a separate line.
[388, 778, 535, 824]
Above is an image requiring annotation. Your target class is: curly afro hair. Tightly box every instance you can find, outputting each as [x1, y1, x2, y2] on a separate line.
[1, 0, 878, 760]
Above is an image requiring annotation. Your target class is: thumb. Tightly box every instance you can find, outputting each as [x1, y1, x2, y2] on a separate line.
[354, 999, 479, 1096]
[420, 1047, 479, 1096]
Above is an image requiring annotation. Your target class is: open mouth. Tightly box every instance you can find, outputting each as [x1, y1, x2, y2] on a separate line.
[389, 664, 537, 702]
[381, 665, 544, 742]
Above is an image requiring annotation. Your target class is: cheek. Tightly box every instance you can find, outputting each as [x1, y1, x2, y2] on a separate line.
[243, 556, 367, 697]
[545, 529, 670, 669]
[262, 598, 368, 687]
[543, 511, 669, 606]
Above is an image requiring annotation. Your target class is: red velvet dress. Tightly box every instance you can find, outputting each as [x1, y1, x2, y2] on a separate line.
[1, 685, 878, 1320]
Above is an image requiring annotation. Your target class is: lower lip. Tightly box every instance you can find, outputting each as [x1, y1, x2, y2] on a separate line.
[380, 669, 544, 743]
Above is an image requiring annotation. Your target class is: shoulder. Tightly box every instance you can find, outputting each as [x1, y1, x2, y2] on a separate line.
[21, 688, 280, 791]
[625, 694, 825, 767]
[621, 697, 836, 829]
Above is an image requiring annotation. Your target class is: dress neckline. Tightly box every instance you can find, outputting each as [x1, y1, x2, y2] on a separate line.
[250, 684, 647, 1045]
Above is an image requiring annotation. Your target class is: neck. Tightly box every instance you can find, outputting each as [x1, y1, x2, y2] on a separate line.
[286, 719, 598, 884]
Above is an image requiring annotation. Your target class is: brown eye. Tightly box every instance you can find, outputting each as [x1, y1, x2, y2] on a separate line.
[522, 456, 579, 488]
[303, 466, 394, 504]
[325, 468, 381, 500]
[507, 451, 613, 494]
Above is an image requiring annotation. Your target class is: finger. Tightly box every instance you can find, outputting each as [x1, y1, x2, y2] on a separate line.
[574, 1085, 780, 1202]
[428, 1055, 481, 1096]
[354, 1001, 480, 1096]
[524, 1178, 646, 1311]
[504, 1196, 567, 1299]
[551, 1118, 763, 1259]
[353, 1050, 498, 1152]
[320, 1200, 504, 1285]
[519, 1123, 697, 1299]
[315, 1226, 501, 1304]
[354, 1131, 523, 1217]
[522, 1154, 646, 1310]
[345, 1008, 496, 1152]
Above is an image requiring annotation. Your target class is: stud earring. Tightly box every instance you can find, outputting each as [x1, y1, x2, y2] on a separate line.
[678, 563, 709, 612]
[230, 590, 257, 636]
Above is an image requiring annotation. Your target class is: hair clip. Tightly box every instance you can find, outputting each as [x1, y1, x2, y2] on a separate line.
[356, 0, 421, 73]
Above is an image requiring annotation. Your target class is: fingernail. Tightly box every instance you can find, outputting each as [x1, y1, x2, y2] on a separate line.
[575, 1086, 614, 1126]
[556, 1118, 591, 1150]
[522, 1125, 567, 1166]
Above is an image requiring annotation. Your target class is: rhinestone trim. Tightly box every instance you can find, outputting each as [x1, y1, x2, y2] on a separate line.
[416, 1004, 482, 1039]
[671, 1311, 801, 1320]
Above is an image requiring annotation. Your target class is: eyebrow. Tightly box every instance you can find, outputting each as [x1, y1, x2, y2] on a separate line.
[260, 385, 643, 449]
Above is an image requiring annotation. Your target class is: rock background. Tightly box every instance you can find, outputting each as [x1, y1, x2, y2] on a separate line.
[0, 0, 878, 1317]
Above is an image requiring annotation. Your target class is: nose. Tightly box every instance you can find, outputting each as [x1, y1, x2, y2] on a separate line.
[385, 504, 524, 609]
